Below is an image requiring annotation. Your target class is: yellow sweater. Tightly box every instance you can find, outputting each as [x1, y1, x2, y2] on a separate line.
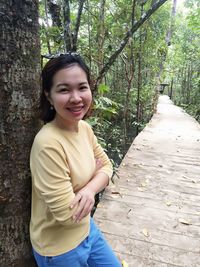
[30, 120, 113, 256]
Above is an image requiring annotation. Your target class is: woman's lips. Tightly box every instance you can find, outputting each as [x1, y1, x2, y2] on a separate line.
[67, 106, 84, 116]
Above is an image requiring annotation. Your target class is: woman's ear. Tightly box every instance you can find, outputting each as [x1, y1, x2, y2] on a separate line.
[45, 91, 53, 105]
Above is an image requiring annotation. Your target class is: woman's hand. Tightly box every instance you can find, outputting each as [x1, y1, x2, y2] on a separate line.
[70, 186, 95, 223]
[70, 158, 103, 223]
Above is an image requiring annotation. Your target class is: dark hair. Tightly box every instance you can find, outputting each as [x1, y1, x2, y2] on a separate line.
[40, 53, 91, 122]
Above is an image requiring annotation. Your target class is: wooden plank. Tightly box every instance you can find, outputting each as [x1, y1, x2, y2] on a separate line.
[94, 96, 200, 267]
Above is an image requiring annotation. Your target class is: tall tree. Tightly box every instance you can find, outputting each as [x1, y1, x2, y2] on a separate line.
[0, 1, 40, 266]
[63, 0, 86, 51]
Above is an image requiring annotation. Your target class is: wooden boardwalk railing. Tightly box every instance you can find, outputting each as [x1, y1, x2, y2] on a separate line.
[94, 95, 200, 267]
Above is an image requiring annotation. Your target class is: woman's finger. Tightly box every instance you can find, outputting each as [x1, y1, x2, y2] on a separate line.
[72, 196, 87, 221]
[75, 200, 92, 222]
[70, 193, 82, 209]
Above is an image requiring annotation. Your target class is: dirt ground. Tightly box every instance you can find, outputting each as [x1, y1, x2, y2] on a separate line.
[94, 95, 200, 267]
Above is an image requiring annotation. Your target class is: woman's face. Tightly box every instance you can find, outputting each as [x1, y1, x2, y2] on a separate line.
[47, 65, 92, 130]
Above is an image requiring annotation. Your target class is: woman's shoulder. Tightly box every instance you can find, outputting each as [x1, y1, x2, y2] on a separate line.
[33, 122, 61, 149]
[79, 120, 93, 132]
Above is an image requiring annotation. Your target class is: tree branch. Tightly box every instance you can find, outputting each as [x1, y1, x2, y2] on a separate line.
[73, 0, 86, 51]
[95, 0, 169, 87]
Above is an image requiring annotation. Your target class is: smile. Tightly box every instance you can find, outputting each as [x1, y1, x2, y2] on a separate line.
[67, 106, 84, 112]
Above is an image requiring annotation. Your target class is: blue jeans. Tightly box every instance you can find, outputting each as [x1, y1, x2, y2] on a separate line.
[33, 218, 121, 267]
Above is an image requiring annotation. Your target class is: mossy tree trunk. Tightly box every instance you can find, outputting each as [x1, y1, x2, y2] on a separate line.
[0, 1, 40, 266]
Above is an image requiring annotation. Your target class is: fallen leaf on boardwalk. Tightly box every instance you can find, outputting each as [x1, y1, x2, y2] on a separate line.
[97, 203, 104, 208]
[141, 182, 147, 187]
[142, 228, 150, 237]
[111, 191, 122, 198]
[178, 218, 192, 225]
[111, 191, 120, 194]
[165, 201, 172, 206]
[122, 260, 129, 267]
[137, 187, 144, 192]
[158, 164, 163, 167]
[182, 175, 196, 183]
[127, 209, 133, 219]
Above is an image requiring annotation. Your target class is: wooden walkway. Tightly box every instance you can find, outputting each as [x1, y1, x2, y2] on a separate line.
[94, 95, 200, 267]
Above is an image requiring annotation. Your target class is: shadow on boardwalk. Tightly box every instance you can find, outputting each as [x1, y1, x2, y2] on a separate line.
[94, 95, 200, 267]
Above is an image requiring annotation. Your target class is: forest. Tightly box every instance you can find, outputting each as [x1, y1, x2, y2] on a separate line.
[0, 0, 199, 266]
[39, 0, 200, 166]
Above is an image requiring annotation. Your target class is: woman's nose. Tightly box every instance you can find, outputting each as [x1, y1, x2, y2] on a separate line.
[69, 90, 81, 103]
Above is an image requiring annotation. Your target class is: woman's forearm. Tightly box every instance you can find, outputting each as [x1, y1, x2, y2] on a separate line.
[85, 171, 109, 195]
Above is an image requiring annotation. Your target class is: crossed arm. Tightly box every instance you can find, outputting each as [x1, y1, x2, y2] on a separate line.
[70, 158, 109, 223]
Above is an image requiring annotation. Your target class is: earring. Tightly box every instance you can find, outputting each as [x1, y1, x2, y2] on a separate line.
[50, 105, 54, 110]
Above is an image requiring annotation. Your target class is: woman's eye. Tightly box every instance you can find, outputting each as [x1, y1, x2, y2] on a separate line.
[80, 86, 88, 90]
[59, 88, 69, 93]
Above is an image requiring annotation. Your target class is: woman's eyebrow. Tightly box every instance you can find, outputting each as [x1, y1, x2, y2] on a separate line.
[56, 83, 69, 87]
[56, 82, 88, 87]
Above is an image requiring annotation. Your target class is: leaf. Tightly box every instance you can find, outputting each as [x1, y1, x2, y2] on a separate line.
[137, 187, 144, 192]
[178, 218, 192, 225]
[97, 203, 104, 208]
[111, 191, 120, 194]
[111, 191, 122, 198]
[182, 175, 196, 183]
[122, 260, 129, 267]
[142, 228, 150, 237]
[165, 201, 172, 206]
[98, 84, 110, 94]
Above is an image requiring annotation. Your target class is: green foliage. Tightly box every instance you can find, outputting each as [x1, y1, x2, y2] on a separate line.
[164, 1, 200, 122]
[39, 0, 172, 165]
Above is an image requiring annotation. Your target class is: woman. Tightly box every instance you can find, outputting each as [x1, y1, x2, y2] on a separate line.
[30, 53, 121, 267]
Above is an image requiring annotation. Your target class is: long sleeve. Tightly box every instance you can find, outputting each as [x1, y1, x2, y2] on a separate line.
[31, 142, 76, 225]
[85, 122, 113, 179]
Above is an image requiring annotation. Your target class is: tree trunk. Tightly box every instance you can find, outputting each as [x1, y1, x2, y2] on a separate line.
[47, 0, 62, 27]
[63, 0, 73, 51]
[97, 0, 106, 74]
[86, 0, 92, 69]
[169, 78, 173, 99]
[72, 0, 86, 51]
[44, 0, 52, 54]
[0, 1, 40, 266]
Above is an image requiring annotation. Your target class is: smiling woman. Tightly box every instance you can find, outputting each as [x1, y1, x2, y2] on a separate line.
[30, 53, 121, 267]
[45, 65, 92, 132]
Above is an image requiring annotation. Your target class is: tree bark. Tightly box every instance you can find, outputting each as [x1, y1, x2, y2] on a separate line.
[86, 0, 92, 69]
[63, 0, 73, 51]
[44, 0, 52, 54]
[47, 0, 62, 27]
[97, 0, 106, 75]
[0, 1, 40, 266]
[73, 0, 86, 51]
[165, 0, 177, 46]
[95, 0, 169, 87]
